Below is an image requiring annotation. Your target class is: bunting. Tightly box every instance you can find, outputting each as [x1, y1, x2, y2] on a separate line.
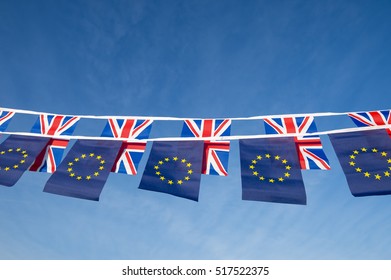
[29, 114, 80, 173]
[0, 106, 390, 204]
[263, 116, 330, 170]
[348, 110, 391, 137]
[181, 119, 231, 176]
[0, 110, 15, 132]
[101, 118, 153, 175]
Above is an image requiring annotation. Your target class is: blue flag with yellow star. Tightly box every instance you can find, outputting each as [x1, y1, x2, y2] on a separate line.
[239, 137, 307, 205]
[0, 135, 50, 186]
[43, 139, 122, 201]
[329, 129, 391, 197]
[139, 141, 203, 201]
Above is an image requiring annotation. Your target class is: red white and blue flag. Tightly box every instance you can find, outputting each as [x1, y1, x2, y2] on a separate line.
[0, 110, 15, 132]
[101, 118, 153, 175]
[348, 110, 391, 137]
[263, 116, 330, 170]
[29, 114, 80, 173]
[181, 119, 231, 176]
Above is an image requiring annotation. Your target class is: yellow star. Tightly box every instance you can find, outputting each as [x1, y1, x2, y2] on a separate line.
[372, 148, 378, 153]
[22, 150, 27, 154]
[99, 166, 104, 170]
[13, 165, 18, 169]
[96, 155, 102, 160]
[155, 171, 161, 175]
[253, 171, 259, 176]
[278, 177, 284, 182]
[20, 159, 25, 164]
[285, 165, 291, 170]
[381, 151, 387, 157]
[257, 155, 262, 160]
[282, 159, 288, 164]
[164, 157, 170, 162]
[349, 161, 356, 166]
[269, 178, 275, 183]
[375, 174, 381, 180]
[94, 172, 99, 176]
[4, 167, 10, 171]
[0, 151, 5, 154]
[68, 162, 74, 166]
[23, 154, 28, 158]
[181, 159, 187, 163]
[74, 157, 80, 162]
[89, 153, 95, 157]
[184, 176, 190, 181]
[364, 172, 370, 178]
[361, 148, 367, 152]
[173, 157, 178, 161]
[8, 148, 13, 152]
[188, 169, 193, 174]
[100, 160, 105, 164]
[249, 165, 255, 169]
[177, 180, 183, 185]
[70, 173, 75, 177]
[16, 148, 21, 152]
[67, 168, 73, 172]
[388, 159, 391, 164]
[154, 165, 159, 170]
[275, 155, 280, 160]
[77, 176, 82, 180]
[168, 180, 174, 185]
[350, 155, 356, 159]
[252, 160, 257, 164]
[355, 167, 362, 173]
[384, 171, 390, 177]
[186, 162, 192, 167]
[160, 176, 165, 181]
[259, 176, 265, 181]
[86, 176, 92, 180]
[81, 154, 87, 158]
[158, 160, 164, 165]
[265, 154, 271, 158]
[284, 172, 290, 177]
[353, 150, 359, 154]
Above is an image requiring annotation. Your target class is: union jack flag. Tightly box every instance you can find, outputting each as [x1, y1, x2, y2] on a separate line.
[29, 114, 80, 173]
[263, 116, 330, 170]
[101, 118, 153, 175]
[181, 119, 231, 176]
[348, 110, 391, 137]
[0, 110, 15, 132]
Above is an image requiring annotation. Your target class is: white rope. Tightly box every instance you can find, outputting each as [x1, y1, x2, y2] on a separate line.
[1, 106, 388, 121]
[2, 124, 390, 142]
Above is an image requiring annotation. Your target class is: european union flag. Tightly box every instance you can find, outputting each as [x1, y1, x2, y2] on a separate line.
[329, 129, 391, 197]
[0, 135, 49, 186]
[43, 139, 122, 201]
[139, 141, 203, 201]
[239, 137, 307, 205]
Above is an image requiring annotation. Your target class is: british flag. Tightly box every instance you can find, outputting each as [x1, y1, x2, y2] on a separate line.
[181, 119, 231, 176]
[101, 118, 153, 175]
[263, 116, 330, 170]
[348, 110, 391, 137]
[29, 114, 80, 173]
[0, 110, 15, 132]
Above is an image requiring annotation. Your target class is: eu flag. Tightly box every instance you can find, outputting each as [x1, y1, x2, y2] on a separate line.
[239, 137, 307, 205]
[43, 139, 122, 201]
[329, 129, 391, 197]
[139, 141, 203, 201]
[0, 135, 50, 186]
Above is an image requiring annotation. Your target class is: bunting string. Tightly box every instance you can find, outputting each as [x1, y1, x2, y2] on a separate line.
[1, 123, 391, 142]
[1, 106, 391, 204]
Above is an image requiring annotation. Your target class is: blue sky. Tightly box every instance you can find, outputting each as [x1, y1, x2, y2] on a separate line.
[1, 0, 391, 259]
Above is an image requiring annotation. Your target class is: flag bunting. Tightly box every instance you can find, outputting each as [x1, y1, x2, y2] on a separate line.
[0, 106, 390, 204]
